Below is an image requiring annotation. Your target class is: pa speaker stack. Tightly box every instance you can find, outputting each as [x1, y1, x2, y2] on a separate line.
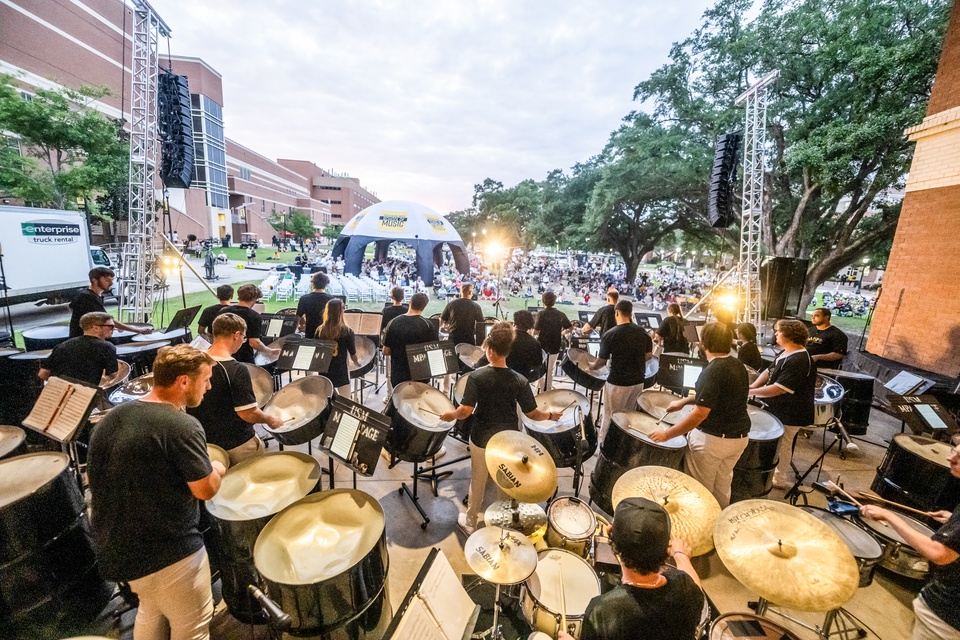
[760, 256, 809, 319]
[158, 71, 195, 189]
[708, 130, 742, 228]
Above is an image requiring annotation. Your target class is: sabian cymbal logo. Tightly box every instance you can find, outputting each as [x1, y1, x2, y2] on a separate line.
[496, 463, 521, 489]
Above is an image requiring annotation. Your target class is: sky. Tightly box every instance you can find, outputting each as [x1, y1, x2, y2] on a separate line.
[153, 0, 717, 214]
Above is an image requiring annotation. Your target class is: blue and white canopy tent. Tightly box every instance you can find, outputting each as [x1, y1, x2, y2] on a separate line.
[330, 200, 470, 285]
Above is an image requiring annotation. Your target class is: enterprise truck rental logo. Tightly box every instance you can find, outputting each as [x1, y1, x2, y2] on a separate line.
[21, 220, 81, 244]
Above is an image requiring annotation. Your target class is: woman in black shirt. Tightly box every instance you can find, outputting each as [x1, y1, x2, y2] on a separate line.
[317, 299, 359, 398]
[735, 322, 763, 371]
[656, 303, 689, 354]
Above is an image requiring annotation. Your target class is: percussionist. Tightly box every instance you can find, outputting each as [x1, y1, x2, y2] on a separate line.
[806, 307, 848, 369]
[216, 284, 278, 364]
[39, 311, 119, 387]
[533, 291, 572, 391]
[68, 267, 152, 338]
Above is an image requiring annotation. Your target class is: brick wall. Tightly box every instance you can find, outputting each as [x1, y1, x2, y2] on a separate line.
[928, 3, 960, 115]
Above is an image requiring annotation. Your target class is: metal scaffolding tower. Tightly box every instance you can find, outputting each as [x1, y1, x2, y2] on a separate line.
[119, 0, 171, 323]
[734, 70, 779, 326]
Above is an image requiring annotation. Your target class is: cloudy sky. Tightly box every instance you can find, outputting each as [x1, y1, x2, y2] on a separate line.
[154, 0, 716, 213]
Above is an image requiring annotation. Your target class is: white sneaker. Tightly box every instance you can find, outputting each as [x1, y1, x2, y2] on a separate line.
[457, 512, 477, 536]
[432, 446, 446, 461]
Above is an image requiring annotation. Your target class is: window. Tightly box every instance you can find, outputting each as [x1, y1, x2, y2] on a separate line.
[239, 167, 251, 180]
[332, 214, 342, 219]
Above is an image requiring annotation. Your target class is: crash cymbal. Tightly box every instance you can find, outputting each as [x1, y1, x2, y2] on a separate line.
[464, 526, 538, 585]
[713, 499, 860, 612]
[484, 430, 558, 504]
[611, 466, 720, 557]
[484, 500, 548, 539]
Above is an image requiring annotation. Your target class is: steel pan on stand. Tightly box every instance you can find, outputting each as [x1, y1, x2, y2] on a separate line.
[240, 363, 274, 408]
[261, 375, 334, 446]
[730, 405, 784, 502]
[21, 325, 69, 352]
[7, 350, 49, 428]
[814, 374, 845, 426]
[0, 349, 26, 426]
[561, 348, 607, 392]
[253, 489, 391, 639]
[522, 389, 596, 468]
[456, 343, 485, 372]
[108, 372, 154, 406]
[385, 381, 455, 463]
[348, 336, 377, 402]
[823, 369, 874, 435]
[0, 426, 26, 460]
[131, 327, 189, 345]
[870, 434, 960, 513]
[115, 340, 170, 376]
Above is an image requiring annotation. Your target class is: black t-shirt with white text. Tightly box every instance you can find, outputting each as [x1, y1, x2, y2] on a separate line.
[694, 356, 751, 436]
[460, 366, 536, 447]
[806, 325, 848, 369]
[599, 323, 652, 387]
[187, 357, 259, 450]
[534, 307, 572, 354]
[763, 350, 817, 427]
[383, 314, 439, 384]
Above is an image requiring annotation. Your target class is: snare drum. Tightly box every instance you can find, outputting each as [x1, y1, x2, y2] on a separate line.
[521, 548, 600, 639]
[522, 390, 597, 468]
[710, 613, 800, 639]
[800, 506, 882, 587]
[814, 374, 845, 426]
[855, 510, 934, 580]
[545, 497, 597, 558]
[386, 381, 455, 462]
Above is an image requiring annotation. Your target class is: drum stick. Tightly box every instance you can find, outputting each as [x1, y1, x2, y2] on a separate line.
[857, 490, 932, 518]
[558, 563, 567, 636]
[558, 400, 577, 414]
[824, 481, 863, 509]
[417, 404, 442, 417]
[284, 416, 296, 423]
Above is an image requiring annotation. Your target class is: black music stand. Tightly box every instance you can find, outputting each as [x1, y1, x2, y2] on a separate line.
[259, 313, 298, 345]
[163, 305, 201, 334]
[319, 396, 391, 490]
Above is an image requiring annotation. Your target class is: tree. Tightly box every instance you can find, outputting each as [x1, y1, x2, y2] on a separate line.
[321, 223, 344, 241]
[267, 209, 314, 246]
[0, 75, 129, 212]
[636, 0, 949, 306]
[470, 178, 542, 249]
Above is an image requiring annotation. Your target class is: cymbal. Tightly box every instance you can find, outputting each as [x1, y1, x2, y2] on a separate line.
[464, 526, 538, 585]
[713, 499, 860, 612]
[611, 466, 720, 556]
[484, 500, 548, 538]
[484, 430, 558, 503]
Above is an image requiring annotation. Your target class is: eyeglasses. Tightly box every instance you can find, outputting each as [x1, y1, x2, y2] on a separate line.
[99, 324, 116, 329]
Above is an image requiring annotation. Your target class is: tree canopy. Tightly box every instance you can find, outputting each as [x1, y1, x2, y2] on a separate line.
[268, 209, 315, 243]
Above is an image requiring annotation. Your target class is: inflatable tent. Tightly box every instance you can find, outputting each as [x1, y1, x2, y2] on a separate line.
[330, 200, 470, 285]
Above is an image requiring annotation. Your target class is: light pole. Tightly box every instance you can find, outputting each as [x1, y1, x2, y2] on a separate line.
[472, 231, 476, 251]
[280, 213, 286, 252]
[856, 257, 869, 294]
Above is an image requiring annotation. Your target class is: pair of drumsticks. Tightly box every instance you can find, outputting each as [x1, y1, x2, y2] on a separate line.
[824, 479, 931, 518]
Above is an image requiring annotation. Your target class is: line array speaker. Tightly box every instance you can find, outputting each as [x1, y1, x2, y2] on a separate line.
[761, 256, 809, 319]
[708, 130, 742, 228]
[158, 71, 195, 189]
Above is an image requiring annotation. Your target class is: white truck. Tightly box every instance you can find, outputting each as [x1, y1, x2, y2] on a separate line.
[0, 205, 113, 305]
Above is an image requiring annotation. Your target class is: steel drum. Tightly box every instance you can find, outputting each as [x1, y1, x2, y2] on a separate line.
[253, 489, 391, 639]
[385, 381, 455, 462]
[730, 405, 784, 502]
[240, 363, 274, 408]
[0, 350, 43, 426]
[21, 325, 69, 352]
[349, 336, 376, 379]
[814, 374, 845, 425]
[855, 510, 934, 580]
[131, 328, 188, 344]
[115, 340, 170, 375]
[98, 360, 130, 391]
[8, 349, 52, 360]
[261, 375, 334, 446]
[825, 369, 874, 435]
[590, 411, 687, 516]
[206, 452, 321, 623]
[453, 369, 480, 441]
[456, 343, 485, 372]
[0, 453, 111, 633]
[255, 334, 299, 369]
[521, 390, 597, 468]
[643, 356, 659, 388]
[871, 434, 960, 513]
[108, 322, 153, 345]
[561, 348, 608, 391]
[207, 443, 231, 471]
[637, 389, 696, 424]
[108, 372, 154, 405]
[521, 548, 600, 639]
[544, 496, 597, 558]
[0, 426, 26, 460]
[800, 506, 882, 587]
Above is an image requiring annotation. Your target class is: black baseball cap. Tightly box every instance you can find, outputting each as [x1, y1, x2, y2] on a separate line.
[611, 497, 671, 556]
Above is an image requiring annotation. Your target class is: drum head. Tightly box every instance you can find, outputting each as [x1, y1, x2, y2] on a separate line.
[254, 489, 384, 585]
[567, 348, 608, 379]
[0, 425, 26, 459]
[109, 373, 154, 404]
[815, 375, 845, 403]
[526, 548, 599, 615]
[746, 405, 784, 440]
[99, 361, 131, 390]
[207, 452, 320, 521]
[262, 375, 333, 433]
[456, 344, 485, 370]
[612, 411, 687, 449]
[799, 507, 882, 560]
[392, 381, 455, 432]
[857, 510, 934, 546]
[522, 390, 589, 433]
[894, 434, 952, 468]
[0, 452, 70, 509]
[637, 390, 695, 425]
[547, 497, 597, 539]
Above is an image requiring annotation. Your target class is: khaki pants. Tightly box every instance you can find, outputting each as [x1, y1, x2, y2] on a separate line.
[465, 441, 507, 529]
[226, 435, 264, 467]
[544, 352, 559, 391]
[684, 429, 749, 508]
[600, 382, 643, 440]
[128, 547, 213, 640]
[913, 595, 960, 640]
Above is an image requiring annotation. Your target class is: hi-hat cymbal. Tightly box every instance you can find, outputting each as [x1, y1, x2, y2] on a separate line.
[713, 499, 860, 612]
[464, 526, 538, 585]
[484, 431, 558, 503]
[612, 466, 720, 556]
[484, 500, 548, 538]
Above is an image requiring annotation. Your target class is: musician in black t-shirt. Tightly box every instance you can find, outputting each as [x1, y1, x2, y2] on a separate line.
[440, 323, 555, 535]
[592, 300, 653, 438]
[750, 319, 817, 488]
[296, 272, 334, 339]
[441, 283, 485, 346]
[68, 267, 152, 338]
[582, 288, 619, 337]
[656, 303, 689, 355]
[533, 290, 572, 390]
[380, 287, 409, 394]
[40, 312, 119, 387]
[806, 308, 848, 370]
[317, 299, 360, 398]
[862, 441, 960, 640]
[382, 293, 438, 385]
[650, 322, 750, 507]
[216, 284, 278, 364]
[735, 322, 763, 371]
[196, 284, 234, 342]
[506, 310, 544, 383]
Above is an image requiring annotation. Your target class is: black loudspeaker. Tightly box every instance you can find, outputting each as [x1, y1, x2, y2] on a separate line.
[761, 257, 809, 319]
[708, 130, 742, 228]
[158, 72, 195, 189]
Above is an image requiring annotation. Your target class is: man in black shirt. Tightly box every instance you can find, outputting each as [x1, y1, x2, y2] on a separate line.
[441, 283, 485, 347]
[216, 284, 278, 364]
[862, 442, 960, 640]
[440, 323, 556, 535]
[196, 284, 234, 342]
[650, 322, 750, 507]
[533, 291, 572, 391]
[40, 312, 119, 387]
[506, 310, 544, 383]
[380, 287, 409, 395]
[296, 272, 334, 338]
[187, 313, 283, 466]
[88, 344, 225, 639]
[806, 307, 847, 370]
[382, 292, 438, 385]
[69, 267, 152, 338]
[582, 288, 619, 337]
[592, 300, 653, 438]
[561, 497, 704, 640]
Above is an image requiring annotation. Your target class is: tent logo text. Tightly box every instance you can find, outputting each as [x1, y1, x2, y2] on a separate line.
[377, 211, 408, 232]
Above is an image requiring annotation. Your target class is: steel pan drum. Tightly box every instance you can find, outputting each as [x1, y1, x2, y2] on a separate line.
[637, 389, 695, 424]
[522, 390, 597, 468]
[1, 351, 44, 426]
[255, 334, 299, 369]
[871, 434, 960, 514]
[240, 363, 274, 408]
[386, 381, 455, 462]
[825, 369, 874, 435]
[590, 411, 687, 515]
[261, 375, 334, 446]
[643, 356, 659, 388]
[855, 510, 934, 580]
[21, 325, 69, 352]
[116, 340, 170, 375]
[99, 360, 130, 391]
[206, 452, 321, 623]
[814, 374, 845, 426]
[109, 322, 153, 345]
[0, 453, 110, 633]
[456, 343, 485, 371]
[453, 369, 480, 441]
[0, 426, 26, 460]
[561, 348, 607, 392]
[253, 489, 391, 639]
[800, 506, 882, 587]
[207, 443, 231, 471]
[349, 336, 376, 379]
[730, 405, 784, 502]
[131, 328, 188, 344]
[108, 372, 154, 405]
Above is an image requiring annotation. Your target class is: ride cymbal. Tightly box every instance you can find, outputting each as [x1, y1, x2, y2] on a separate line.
[612, 465, 720, 556]
[484, 430, 558, 504]
[464, 526, 538, 585]
[713, 499, 860, 612]
[484, 500, 548, 539]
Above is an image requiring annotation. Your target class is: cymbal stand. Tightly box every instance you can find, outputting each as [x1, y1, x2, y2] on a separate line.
[785, 433, 841, 505]
[571, 404, 586, 497]
[753, 598, 867, 639]
[472, 529, 511, 640]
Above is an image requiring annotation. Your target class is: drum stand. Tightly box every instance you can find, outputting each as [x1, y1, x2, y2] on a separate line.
[785, 432, 841, 505]
[754, 598, 868, 639]
[389, 448, 468, 529]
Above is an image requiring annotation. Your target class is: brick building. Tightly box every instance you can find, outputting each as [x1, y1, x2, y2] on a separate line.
[866, 2, 960, 379]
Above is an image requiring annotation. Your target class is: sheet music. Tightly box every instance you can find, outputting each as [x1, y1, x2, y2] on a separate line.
[682, 364, 701, 388]
[267, 318, 283, 337]
[427, 349, 447, 377]
[23, 377, 97, 442]
[389, 597, 447, 640]
[331, 413, 360, 459]
[292, 346, 316, 371]
[344, 313, 362, 333]
[359, 313, 382, 336]
[587, 342, 600, 358]
[418, 551, 475, 640]
[916, 404, 948, 430]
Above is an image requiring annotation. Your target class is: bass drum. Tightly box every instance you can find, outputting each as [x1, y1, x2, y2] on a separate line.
[254, 489, 391, 639]
[385, 381, 455, 462]
[521, 548, 600, 639]
[521, 390, 597, 468]
[871, 434, 960, 514]
[590, 411, 686, 516]
[730, 406, 784, 503]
